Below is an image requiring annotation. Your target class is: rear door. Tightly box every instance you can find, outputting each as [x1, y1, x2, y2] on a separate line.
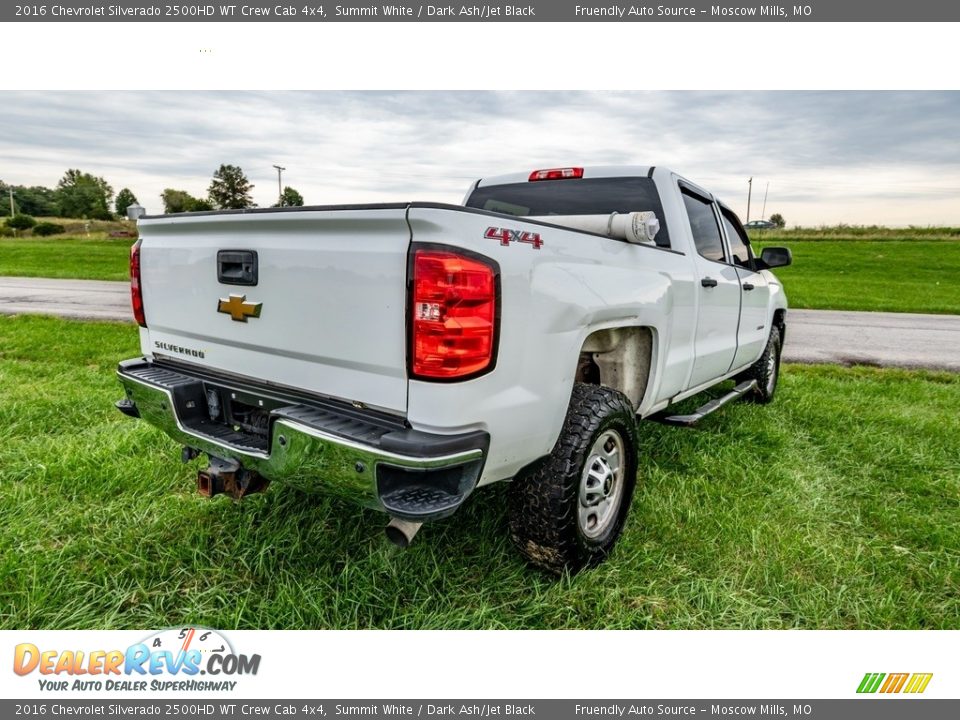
[680, 185, 742, 389]
[138, 207, 411, 413]
[720, 205, 771, 370]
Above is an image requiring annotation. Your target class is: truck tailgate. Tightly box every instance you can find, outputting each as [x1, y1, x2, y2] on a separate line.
[137, 207, 411, 414]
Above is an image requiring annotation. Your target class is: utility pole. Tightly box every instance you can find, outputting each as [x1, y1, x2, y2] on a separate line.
[272, 165, 286, 206]
[8, 186, 14, 218]
[761, 182, 769, 220]
[746, 177, 753, 223]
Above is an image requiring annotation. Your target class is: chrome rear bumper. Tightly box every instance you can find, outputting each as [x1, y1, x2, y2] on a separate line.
[116, 359, 487, 520]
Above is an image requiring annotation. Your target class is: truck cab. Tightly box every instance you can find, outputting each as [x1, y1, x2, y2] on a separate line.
[463, 166, 789, 409]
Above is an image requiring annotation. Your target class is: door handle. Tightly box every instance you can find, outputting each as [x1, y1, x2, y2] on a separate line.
[701, 277, 718, 288]
[742, 283, 755, 291]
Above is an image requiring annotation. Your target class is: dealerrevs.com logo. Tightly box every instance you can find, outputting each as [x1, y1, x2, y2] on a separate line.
[857, 672, 933, 694]
[13, 628, 260, 693]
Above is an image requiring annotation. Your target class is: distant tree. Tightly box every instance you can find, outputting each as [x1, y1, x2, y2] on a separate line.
[160, 189, 192, 214]
[20, 186, 60, 216]
[160, 188, 211, 214]
[769, 213, 786, 228]
[115, 188, 139, 217]
[273, 186, 304, 208]
[6, 214, 36, 231]
[56, 169, 114, 219]
[207, 164, 255, 210]
[1, 183, 60, 217]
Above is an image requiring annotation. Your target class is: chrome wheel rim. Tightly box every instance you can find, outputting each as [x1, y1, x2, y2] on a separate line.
[766, 351, 778, 394]
[578, 429, 626, 539]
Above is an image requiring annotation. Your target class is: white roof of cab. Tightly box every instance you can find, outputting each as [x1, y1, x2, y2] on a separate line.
[476, 165, 660, 187]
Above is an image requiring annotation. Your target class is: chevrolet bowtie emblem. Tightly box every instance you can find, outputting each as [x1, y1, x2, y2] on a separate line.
[217, 294, 262, 322]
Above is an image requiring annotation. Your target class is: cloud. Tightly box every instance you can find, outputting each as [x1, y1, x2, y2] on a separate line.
[0, 90, 957, 225]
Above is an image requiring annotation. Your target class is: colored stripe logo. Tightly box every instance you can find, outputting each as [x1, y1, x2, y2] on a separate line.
[857, 672, 933, 694]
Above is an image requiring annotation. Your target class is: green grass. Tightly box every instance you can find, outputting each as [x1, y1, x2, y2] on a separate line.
[1, 314, 958, 629]
[753, 239, 960, 314]
[0, 236, 133, 281]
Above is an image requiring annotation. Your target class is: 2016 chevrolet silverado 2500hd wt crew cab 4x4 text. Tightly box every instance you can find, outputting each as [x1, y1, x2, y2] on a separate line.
[116, 165, 792, 573]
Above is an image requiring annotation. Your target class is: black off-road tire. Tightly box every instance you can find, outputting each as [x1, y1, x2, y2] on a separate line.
[507, 383, 639, 575]
[738, 325, 782, 404]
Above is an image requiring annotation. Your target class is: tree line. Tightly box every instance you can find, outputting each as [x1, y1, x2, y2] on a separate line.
[2, 164, 304, 221]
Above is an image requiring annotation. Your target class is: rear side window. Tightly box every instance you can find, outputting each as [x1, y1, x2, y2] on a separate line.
[465, 177, 671, 248]
[681, 190, 725, 263]
[720, 208, 752, 268]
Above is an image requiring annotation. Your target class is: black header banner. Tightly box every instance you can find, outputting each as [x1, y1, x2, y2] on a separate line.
[5, 0, 960, 22]
[3, 700, 960, 720]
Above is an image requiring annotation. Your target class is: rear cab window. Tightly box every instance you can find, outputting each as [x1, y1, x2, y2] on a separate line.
[465, 176, 672, 249]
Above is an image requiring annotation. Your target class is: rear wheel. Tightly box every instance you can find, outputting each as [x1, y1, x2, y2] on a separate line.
[739, 325, 782, 404]
[508, 384, 639, 574]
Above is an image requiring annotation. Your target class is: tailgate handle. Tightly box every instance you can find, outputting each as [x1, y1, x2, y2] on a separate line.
[217, 250, 258, 286]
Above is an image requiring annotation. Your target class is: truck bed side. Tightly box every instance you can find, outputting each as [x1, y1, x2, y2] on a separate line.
[404, 203, 698, 485]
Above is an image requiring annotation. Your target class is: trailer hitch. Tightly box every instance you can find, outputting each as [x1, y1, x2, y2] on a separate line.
[196, 455, 270, 500]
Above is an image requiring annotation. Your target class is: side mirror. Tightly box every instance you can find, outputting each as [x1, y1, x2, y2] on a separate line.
[759, 246, 792, 269]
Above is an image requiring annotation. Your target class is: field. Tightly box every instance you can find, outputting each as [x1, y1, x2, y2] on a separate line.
[2, 227, 960, 314]
[753, 225, 960, 241]
[752, 227, 960, 314]
[0, 236, 132, 282]
[3, 217, 134, 238]
[1, 314, 957, 630]
[751, 239, 960, 314]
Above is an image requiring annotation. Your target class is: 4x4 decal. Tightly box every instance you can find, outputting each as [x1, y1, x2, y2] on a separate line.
[485, 226, 543, 250]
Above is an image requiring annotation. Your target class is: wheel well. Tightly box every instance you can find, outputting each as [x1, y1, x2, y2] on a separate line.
[773, 308, 787, 341]
[576, 326, 653, 410]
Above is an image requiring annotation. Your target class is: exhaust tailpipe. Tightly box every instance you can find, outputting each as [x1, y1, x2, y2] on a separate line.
[385, 518, 423, 548]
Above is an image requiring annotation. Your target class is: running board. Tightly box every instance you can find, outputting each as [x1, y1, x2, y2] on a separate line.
[652, 379, 758, 427]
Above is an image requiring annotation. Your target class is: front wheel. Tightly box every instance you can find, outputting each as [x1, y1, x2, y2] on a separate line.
[739, 325, 782, 404]
[508, 384, 639, 574]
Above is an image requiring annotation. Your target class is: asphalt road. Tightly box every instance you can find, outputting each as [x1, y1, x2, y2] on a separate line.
[786, 309, 960, 372]
[1, 276, 959, 372]
[0, 276, 132, 322]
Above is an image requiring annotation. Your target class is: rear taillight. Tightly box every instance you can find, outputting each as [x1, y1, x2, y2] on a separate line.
[410, 248, 498, 380]
[528, 167, 584, 181]
[130, 239, 146, 327]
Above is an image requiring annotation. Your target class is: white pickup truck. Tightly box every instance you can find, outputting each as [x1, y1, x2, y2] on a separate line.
[116, 165, 791, 573]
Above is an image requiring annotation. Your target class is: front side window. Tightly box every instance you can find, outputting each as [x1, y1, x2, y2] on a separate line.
[681, 189, 725, 263]
[721, 208, 752, 268]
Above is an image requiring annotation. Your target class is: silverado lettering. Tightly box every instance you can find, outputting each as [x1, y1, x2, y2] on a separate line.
[154, 341, 205, 359]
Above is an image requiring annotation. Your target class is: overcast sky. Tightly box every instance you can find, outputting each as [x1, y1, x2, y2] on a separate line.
[1, 91, 958, 226]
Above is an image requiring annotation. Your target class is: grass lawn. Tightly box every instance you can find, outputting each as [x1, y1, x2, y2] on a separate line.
[753, 239, 960, 314]
[0, 236, 133, 282]
[1, 315, 958, 629]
